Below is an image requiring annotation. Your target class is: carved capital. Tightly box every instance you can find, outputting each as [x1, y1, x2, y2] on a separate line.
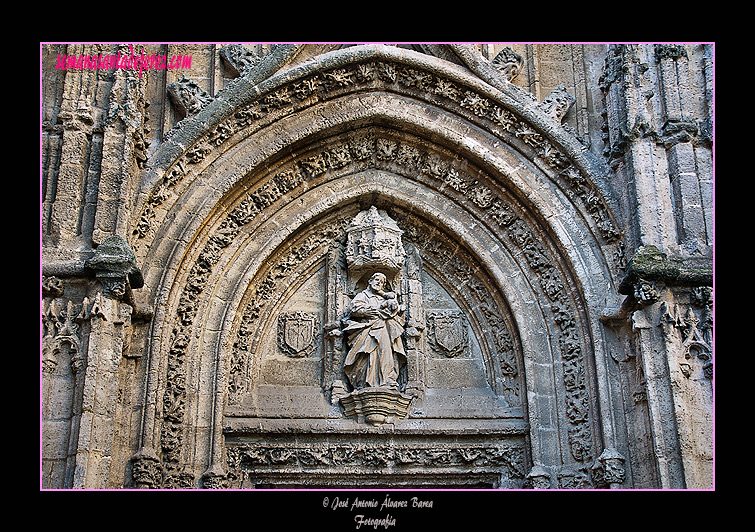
[597, 447, 626, 487]
[526, 465, 551, 489]
[201, 464, 228, 489]
[131, 447, 162, 488]
[661, 118, 699, 147]
[655, 44, 688, 62]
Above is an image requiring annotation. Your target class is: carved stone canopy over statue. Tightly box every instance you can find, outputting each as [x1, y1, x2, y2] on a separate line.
[345, 206, 405, 277]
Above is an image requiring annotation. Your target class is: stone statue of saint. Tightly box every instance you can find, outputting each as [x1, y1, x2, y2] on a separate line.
[342, 272, 406, 391]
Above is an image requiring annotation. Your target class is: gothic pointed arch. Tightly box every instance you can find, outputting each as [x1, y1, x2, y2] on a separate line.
[129, 44, 625, 489]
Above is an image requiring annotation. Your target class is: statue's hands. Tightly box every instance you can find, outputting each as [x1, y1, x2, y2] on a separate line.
[378, 298, 400, 318]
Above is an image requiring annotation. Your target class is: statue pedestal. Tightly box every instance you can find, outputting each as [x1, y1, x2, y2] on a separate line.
[340, 388, 413, 426]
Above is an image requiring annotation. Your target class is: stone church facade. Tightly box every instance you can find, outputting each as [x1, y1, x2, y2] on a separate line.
[40, 43, 714, 490]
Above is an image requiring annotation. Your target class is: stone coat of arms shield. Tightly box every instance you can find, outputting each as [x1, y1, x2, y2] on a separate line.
[277, 311, 319, 358]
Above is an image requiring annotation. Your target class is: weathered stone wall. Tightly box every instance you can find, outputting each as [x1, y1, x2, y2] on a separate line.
[40, 43, 714, 490]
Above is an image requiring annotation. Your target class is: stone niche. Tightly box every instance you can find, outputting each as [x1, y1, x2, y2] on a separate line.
[223, 206, 527, 488]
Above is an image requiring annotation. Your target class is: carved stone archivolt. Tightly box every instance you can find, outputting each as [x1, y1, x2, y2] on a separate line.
[138, 48, 611, 488]
[150, 129, 599, 484]
[149, 126, 599, 484]
[133, 50, 620, 259]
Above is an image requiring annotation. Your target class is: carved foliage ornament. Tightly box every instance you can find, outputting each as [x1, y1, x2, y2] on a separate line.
[225, 440, 527, 484]
[42, 282, 108, 374]
[135, 58, 619, 248]
[661, 286, 713, 379]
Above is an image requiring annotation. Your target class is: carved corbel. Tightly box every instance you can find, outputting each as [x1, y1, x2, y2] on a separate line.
[219, 44, 269, 77]
[537, 84, 576, 125]
[85, 235, 144, 299]
[618, 245, 712, 308]
[167, 76, 213, 120]
[619, 245, 676, 304]
[490, 46, 523, 82]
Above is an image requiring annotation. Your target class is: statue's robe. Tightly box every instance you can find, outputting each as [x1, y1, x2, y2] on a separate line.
[342, 290, 406, 390]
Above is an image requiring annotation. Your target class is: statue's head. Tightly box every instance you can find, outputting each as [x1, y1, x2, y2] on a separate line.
[368, 272, 387, 292]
